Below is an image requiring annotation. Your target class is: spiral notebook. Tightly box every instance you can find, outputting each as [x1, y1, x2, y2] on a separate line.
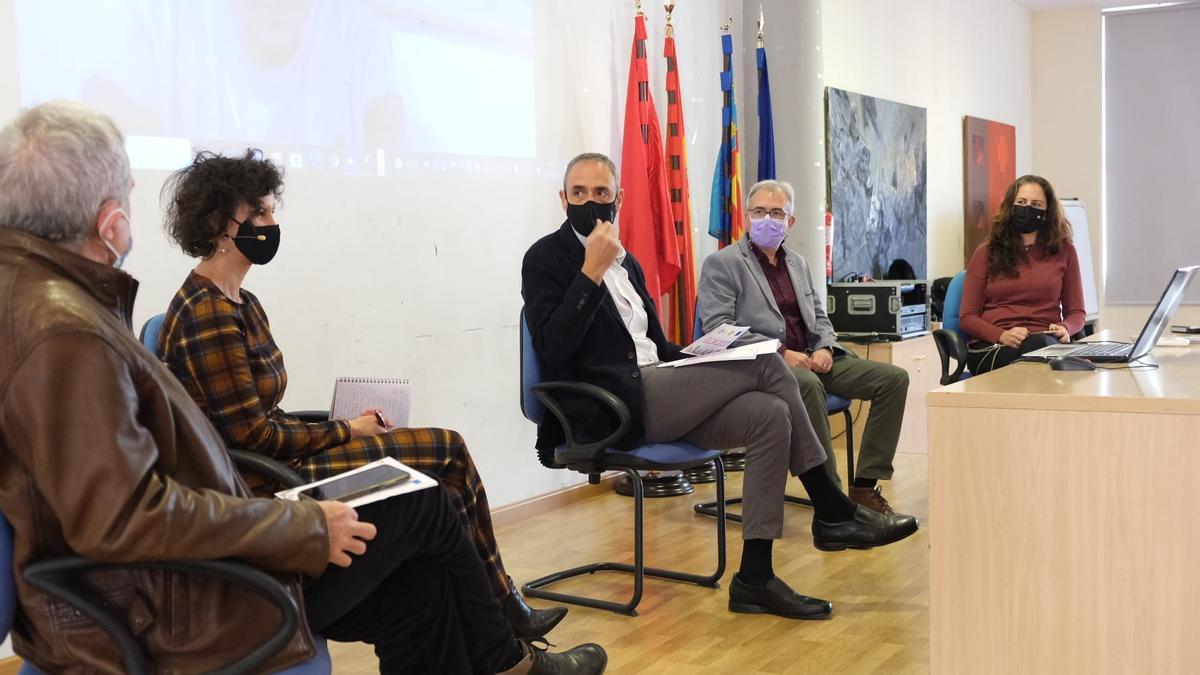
[329, 377, 410, 429]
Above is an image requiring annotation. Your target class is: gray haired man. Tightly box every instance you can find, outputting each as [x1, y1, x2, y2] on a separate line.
[698, 179, 911, 514]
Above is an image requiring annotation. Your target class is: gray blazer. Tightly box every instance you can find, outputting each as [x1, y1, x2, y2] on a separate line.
[698, 237, 844, 354]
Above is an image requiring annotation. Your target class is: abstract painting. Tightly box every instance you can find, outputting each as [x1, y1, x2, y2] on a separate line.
[825, 87, 927, 281]
[963, 115, 1016, 264]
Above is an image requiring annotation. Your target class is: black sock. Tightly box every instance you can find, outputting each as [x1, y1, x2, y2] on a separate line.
[852, 477, 878, 489]
[737, 538, 774, 586]
[799, 466, 858, 522]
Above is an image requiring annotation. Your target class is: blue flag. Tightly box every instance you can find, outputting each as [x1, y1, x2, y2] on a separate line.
[756, 45, 775, 181]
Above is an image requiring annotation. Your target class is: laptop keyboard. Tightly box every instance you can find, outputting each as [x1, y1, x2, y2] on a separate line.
[1070, 342, 1132, 358]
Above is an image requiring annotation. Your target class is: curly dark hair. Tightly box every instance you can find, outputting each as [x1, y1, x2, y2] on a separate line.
[985, 174, 1072, 279]
[162, 149, 284, 258]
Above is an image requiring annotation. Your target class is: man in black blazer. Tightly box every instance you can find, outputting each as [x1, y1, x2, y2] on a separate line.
[521, 153, 918, 621]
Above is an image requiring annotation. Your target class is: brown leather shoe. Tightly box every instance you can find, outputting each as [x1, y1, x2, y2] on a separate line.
[849, 485, 895, 516]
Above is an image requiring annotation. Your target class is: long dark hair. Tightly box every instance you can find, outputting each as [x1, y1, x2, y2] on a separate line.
[985, 174, 1072, 278]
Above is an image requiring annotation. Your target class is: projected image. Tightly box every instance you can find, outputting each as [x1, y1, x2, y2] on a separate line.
[14, 0, 536, 172]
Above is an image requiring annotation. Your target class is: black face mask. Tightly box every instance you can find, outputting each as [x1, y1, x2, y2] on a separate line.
[565, 200, 616, 237]
[1010, 205, 1047, 235]
[229, 218, 281, 265]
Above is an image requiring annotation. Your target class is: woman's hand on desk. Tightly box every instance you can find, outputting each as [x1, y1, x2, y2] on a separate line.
[998, 327, 1029, 349]
[1047, 324, 1071, 343]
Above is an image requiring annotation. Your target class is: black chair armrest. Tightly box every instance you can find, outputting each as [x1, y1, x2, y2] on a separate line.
[932, 329, 968, 386]
[288, 410, 330, 423]
[24, 556, 301, 675]
[227, 448, 307, 490]
[531, 381, 631, 462]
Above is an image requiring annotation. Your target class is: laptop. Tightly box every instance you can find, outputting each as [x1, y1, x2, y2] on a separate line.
[1023, 265, 1199, 363]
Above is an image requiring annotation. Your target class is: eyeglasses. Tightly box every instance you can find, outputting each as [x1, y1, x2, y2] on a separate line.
[747, 207, 790, 220]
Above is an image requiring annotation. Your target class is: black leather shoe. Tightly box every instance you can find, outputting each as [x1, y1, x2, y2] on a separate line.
[528, 642, 608, 675]
[504, 577, 568, 640]
[728, 574, 833, 620]
[812, 505, 919, 551]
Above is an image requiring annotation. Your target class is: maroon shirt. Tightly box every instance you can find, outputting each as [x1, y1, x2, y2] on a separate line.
[750, 243, 809, 353]
[959, 241, 1086, 344]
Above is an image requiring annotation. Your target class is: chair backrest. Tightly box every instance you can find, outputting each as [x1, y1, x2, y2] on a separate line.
[519, 310, 545, 425]
[0, 512, 16, 643]
[693, 302, 704, 342]
[139, 313, 166, 352]
[941, 271, 968, 337]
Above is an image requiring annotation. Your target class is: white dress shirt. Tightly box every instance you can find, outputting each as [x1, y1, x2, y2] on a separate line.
[575, 228, 660, 366]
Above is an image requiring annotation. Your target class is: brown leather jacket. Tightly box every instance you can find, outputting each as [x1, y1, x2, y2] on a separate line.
[0, 228, 330, 673]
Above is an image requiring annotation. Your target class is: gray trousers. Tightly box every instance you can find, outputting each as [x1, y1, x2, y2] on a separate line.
[791, 355, 909, 485]
[639, 353, 827, 540]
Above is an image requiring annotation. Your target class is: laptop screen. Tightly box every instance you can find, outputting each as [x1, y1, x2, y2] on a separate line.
[1129, 266, 1199, 360]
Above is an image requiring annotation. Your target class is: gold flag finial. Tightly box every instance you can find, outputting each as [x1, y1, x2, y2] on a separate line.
[665, 0, 676, 35]
[721, 16, 733, 32]
[635, 0, 643, 16]
[757, 4, 765, 48]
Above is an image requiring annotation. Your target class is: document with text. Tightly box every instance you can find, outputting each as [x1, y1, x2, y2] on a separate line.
[660, 338, 781, 368]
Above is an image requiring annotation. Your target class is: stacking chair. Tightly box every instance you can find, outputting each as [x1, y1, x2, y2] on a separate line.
[689, 310, 857, 521]
[519, 310, 726, 616]
[931, 271, 972, 385]
[0, 508, 331, 674]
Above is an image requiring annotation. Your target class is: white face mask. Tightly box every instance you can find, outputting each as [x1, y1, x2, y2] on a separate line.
[99, 208, 133, 269]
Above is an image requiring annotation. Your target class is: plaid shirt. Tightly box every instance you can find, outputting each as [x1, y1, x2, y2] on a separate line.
[157, 272, 350, 459]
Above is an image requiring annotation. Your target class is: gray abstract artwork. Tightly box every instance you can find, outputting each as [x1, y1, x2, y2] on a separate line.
[825, 88, 927, 280]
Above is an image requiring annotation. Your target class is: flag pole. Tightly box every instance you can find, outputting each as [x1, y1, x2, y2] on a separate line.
[757, 3, 765, 48]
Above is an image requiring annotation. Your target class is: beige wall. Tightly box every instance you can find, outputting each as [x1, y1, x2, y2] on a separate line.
[1032, 9, 1103, 314]
[1032, 7, 1200, 335]
[821, 0, 1034, 280]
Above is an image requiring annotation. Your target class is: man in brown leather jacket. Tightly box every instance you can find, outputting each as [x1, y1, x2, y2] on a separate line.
[0, 102, 605, 674]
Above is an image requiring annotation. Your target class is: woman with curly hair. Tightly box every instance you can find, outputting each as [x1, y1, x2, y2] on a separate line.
[155, 149, 568, 642]
[959, 174, 1086, 374]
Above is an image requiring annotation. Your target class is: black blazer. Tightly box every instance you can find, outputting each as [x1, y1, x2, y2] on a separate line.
[521, 222, 684, 453]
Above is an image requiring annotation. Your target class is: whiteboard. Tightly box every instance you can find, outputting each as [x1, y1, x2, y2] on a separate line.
[1061, 199, 1099, 322]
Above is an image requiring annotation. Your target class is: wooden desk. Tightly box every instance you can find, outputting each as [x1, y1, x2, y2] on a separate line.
[928, 344, 1200, 674]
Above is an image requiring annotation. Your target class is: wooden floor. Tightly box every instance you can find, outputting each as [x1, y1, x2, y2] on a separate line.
[330, 452, 929, 674]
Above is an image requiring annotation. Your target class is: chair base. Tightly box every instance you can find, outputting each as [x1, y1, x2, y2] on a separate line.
[681, 461, 718, 484]
[523, 466, 727, 616]
[684, 451, 747, 483]
[693, 494, 814, 523]
[723, 452, 747, 472]
[613, 472, 693, 498]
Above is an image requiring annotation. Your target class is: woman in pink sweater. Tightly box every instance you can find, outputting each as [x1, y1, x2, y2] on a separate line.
[959, 175, 1086, 374]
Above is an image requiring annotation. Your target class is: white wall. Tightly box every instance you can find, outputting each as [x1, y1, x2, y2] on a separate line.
[821, 0, 1034, 281]
[0, 0, 726, 510]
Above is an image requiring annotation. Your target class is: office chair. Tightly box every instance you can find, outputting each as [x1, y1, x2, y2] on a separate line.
[932, 271, 972, 385]
[0, 510, 331, 675]
[687, 308, 856, 521]
[519, 310, 726, 616]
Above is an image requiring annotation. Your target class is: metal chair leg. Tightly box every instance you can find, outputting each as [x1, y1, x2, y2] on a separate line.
[523, 461, 727, 616]
[843, 407, 856, 484]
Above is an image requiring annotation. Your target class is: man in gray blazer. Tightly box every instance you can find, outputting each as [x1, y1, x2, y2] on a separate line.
[698, 179, 910, 515]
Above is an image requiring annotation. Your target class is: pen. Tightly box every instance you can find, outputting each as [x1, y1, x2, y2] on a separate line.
[373, 410, 388, 428]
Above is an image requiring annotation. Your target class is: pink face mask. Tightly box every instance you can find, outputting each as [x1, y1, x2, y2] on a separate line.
[748, 216, 787, 250]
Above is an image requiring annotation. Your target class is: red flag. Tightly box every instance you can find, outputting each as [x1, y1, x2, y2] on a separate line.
[663, 19, 697, 343]
[619, 13, 679, 314]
